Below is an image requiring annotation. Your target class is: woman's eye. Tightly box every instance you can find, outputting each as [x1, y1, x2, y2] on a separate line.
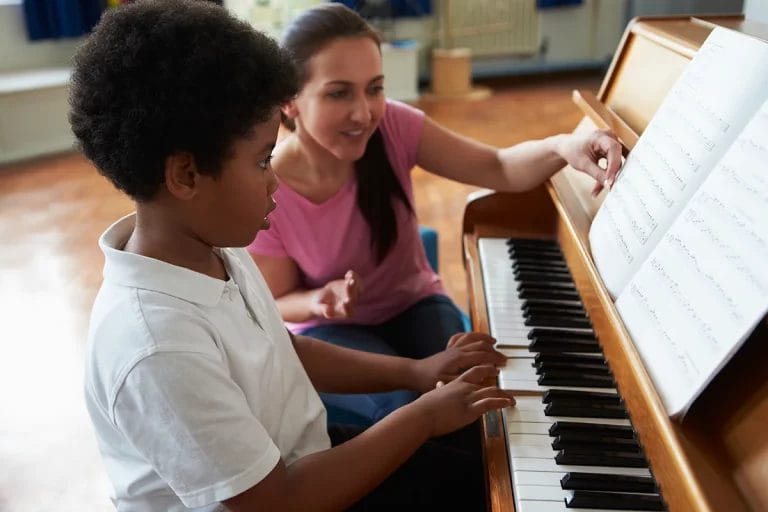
[258, 155, 273, 170]
[327, 90, 348, 99]
[369, 85, 384, 95]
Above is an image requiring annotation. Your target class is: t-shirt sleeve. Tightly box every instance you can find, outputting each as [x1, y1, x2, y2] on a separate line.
[381, 99, 426, 178]
[247, 219, 288, 257]
[112, 351, 281, 508]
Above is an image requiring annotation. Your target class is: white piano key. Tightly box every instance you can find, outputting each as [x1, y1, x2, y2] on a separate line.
[506, 421, 551, 434]
[508, 444, 553, 458]
[500, 359, 538, 381]
[517, 485, 566, 501]
[511, 457, 651, 477]
[517, 501, 645, 512]
[500, 379, 619, 395]
[507, 396, 547, 410]
[507, 434, 553, 447]
[498, 347, 535, 358]
[513, 470, 564, 486]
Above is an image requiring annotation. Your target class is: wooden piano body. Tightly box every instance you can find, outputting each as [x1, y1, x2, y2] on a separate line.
[463, 16, 768, 512]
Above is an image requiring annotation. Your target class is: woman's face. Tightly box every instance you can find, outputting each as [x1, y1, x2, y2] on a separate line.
[290, 36, 386, 162]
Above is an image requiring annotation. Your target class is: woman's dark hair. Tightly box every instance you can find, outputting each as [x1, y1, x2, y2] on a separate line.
[282, 4, 413, 263]
[69, 0, 297, 201]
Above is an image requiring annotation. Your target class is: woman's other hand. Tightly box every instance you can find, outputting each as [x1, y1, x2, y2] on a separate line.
[310, 270, 363, 319]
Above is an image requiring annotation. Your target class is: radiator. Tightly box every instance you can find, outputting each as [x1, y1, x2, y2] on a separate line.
[438, 0, 539, 57]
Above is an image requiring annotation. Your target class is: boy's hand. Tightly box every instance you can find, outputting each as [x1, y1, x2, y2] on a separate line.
[410, 332, 506, 393]
[310, 270, 363, 319]
[415, 365, 515, 438]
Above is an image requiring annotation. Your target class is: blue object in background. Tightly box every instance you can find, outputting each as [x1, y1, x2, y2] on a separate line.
[332, 0, 431, 18]
[418, 225, 472, 331]
[537, 0, 582, 8]
[22, 0, 103, 41]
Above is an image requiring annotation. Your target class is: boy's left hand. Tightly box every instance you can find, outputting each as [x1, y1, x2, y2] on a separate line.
[409, 332, 506, 394]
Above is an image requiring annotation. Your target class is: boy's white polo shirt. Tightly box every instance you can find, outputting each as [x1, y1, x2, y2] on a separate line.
[84, 214, 330, 511]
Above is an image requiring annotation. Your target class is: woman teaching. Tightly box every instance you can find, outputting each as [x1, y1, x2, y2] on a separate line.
[248, 3, 621, 426]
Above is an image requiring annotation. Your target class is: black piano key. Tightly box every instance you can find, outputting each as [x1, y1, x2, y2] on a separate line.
[530, 340, 602, 354]
[523, 299, 585, 313]
[556, 448, 648, 468]
[507, 238, 560, 250]
[516, 271, 574, 283]
[552, 435, 642, 453]
[529, 340, 601, 354]
[528, 328, 596, 341]
[508, 250, 564, 262]
[525, 315, 593, 329]
[545, 402, 628, 419]
[565, 490, 665, 510]
[539, 372, 615, 388]
[508, 243, 563, 255]
[561, 472, 658, 493]
[513, 262, 570, 273]
[549, 421, 635, 439]
[514, 264, 571, 275]
[542, 389, 619, 404]
[518, 288, 581, 301]
[535, 353, 605, 366]
[536, 361, 611, 375]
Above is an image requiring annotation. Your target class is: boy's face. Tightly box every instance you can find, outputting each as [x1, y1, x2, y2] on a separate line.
[194, 111, 281, 248]
[290, 36, 386, 162]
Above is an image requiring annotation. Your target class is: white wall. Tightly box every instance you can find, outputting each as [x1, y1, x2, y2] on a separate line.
[0, 2, 83, 73]
[745, 0, 768, 23]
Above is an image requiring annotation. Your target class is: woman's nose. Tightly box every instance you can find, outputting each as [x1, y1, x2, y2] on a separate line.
[350, 95, 372, 124]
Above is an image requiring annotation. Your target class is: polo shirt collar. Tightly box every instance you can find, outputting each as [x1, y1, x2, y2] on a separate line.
[99, 214, 228, 307]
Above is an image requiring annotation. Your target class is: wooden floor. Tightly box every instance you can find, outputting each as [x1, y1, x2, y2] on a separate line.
[0, 71, 601, 510]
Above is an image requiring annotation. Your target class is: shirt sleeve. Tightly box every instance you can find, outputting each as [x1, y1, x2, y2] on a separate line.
[112, 350, 281, 508]
[380, 99, 426, 177]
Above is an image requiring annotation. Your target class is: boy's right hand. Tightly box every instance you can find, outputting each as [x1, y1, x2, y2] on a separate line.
[415, 365, 515, 438]
[310, 270, 363, 319]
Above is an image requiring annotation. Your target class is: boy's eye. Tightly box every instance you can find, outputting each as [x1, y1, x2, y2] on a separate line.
[257, 155, 273, 170]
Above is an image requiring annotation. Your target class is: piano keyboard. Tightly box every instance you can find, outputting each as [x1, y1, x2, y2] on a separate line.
[478, 237, 666, 512]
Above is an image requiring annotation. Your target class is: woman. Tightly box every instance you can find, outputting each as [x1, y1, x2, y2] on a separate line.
[249, 4, 621, 425]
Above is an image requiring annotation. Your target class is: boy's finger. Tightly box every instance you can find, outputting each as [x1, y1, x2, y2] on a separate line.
[471, 397, 515, 415]
[450, 332, 495, 348]
[460, 365, 499, 384]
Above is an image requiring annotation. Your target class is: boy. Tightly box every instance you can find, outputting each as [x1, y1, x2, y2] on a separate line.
[73, 1, 513, 510]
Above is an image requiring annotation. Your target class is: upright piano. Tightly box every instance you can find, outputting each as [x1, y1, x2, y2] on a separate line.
[462, 16, 768, 512]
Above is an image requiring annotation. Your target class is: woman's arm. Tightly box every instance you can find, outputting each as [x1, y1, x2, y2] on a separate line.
[416, 116, 622, 195]
[252, 253, 360, 322]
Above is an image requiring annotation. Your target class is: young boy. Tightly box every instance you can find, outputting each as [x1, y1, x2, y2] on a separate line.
[73, 1, 513, 510]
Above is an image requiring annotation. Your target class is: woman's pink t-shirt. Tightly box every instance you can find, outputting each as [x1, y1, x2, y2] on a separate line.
[248, 99, 445, 332]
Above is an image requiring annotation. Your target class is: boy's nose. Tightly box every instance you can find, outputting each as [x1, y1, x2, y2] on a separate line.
[266, 168, 278, 194]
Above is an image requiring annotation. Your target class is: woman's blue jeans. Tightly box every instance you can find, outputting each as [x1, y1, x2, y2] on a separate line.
[300, 294, 466, 426]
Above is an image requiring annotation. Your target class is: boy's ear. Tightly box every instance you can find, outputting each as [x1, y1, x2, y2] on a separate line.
[164, 151, 199, 200]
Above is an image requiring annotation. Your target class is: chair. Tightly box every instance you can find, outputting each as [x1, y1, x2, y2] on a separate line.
[418, 225, 472, 331]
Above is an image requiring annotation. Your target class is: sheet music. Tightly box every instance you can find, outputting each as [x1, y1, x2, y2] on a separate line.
[616, 100, 768, 417]
[589, 27, 768, 297]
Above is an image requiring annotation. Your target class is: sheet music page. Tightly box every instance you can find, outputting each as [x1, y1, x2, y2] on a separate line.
[589, 27, 768, 297]
[615, 100, 768, 417]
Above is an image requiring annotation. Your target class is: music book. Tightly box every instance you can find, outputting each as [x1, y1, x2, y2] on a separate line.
[588, 26, 768, 417]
